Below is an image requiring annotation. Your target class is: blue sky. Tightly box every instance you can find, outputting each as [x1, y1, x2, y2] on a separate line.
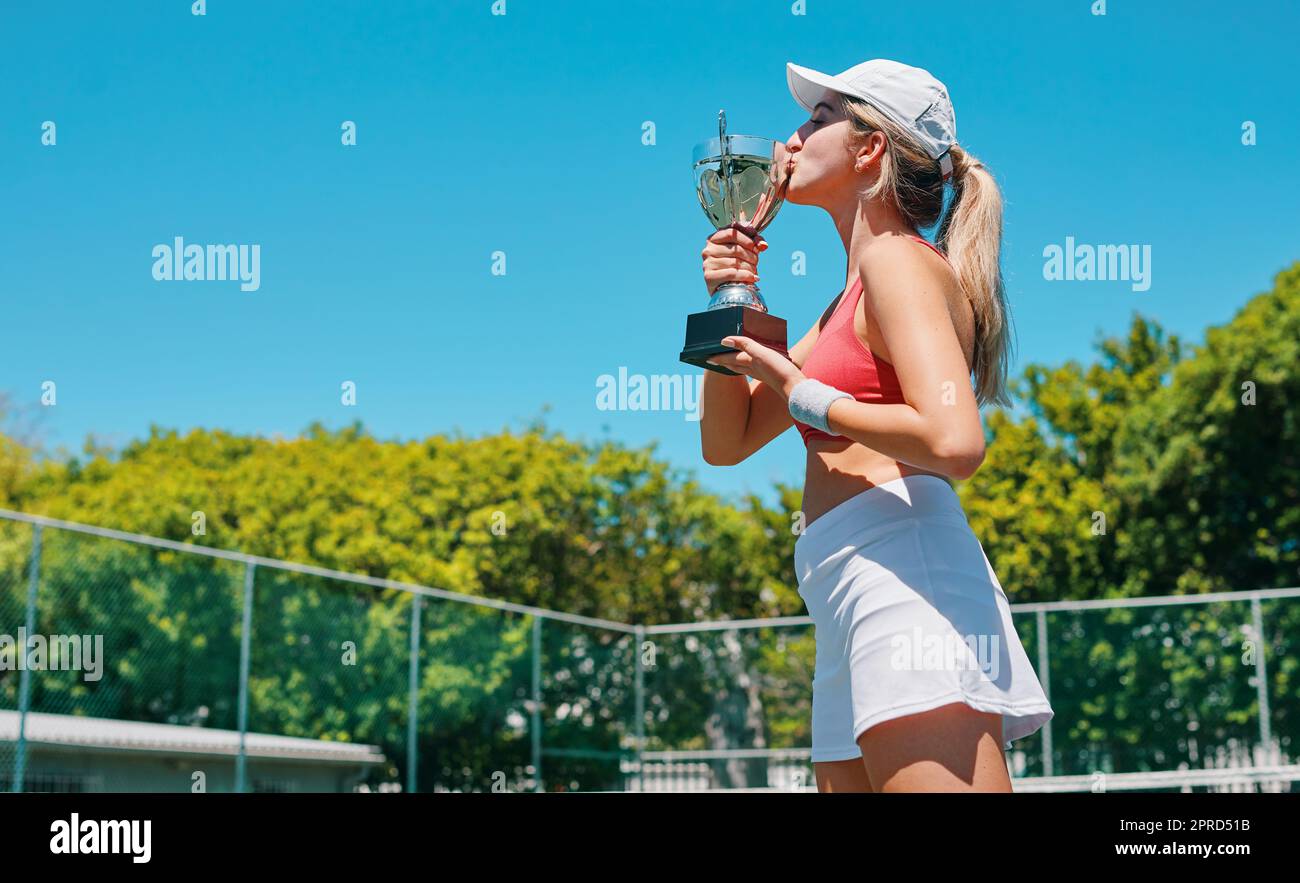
[3, 0, 1297, 504]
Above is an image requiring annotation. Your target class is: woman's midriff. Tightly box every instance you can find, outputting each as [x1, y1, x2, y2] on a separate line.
[802, 437, 949, 526]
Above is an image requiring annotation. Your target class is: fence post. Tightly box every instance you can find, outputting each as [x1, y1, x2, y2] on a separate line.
[13, 524, 41, 793]
[1035, 609, 1053, 777]
[1250, 594, 1272, 749]
[531, 616, 542, 792]
[407, 594, 422, 794]
[634, 624, 646, 792]
[234, 561, 255, 793]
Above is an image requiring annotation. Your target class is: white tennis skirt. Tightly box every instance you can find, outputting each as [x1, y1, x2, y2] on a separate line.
[794, 474, 1054, 762]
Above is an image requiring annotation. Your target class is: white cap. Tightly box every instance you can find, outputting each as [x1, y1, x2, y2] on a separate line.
[787, 59, 957, 178]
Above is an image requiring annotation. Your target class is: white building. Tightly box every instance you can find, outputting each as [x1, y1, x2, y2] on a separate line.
[0, 710, 388, 792]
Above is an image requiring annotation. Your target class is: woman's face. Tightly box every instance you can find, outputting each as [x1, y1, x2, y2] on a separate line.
[785, 89, 886, 209]
[784, 89, 855, 207]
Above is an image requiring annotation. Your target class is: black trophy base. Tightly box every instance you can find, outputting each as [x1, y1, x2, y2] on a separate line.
[680, 305, 789, 376]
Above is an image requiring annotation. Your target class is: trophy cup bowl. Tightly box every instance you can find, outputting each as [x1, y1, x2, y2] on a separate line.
[680, 112, 791, 375]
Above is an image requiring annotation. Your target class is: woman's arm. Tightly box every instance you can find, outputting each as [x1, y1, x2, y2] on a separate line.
[700, 317, 822, 465]
[822, 243, 986, 479]
[698, 225, 767, 464]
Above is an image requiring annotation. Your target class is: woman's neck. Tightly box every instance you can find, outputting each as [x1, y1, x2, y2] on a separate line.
[828, 197, 916, 291]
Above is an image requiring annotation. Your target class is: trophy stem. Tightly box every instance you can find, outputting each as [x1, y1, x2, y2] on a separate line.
[707, 282, 768, 313]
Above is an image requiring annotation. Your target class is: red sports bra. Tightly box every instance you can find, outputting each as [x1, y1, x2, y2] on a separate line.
[793, 235, 950, 446]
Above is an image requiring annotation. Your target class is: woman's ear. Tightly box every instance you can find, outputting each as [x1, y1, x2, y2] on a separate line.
[854, 130, 888, 172]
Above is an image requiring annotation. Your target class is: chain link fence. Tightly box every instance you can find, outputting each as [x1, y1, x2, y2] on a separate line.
[1, 510, 1296, 792]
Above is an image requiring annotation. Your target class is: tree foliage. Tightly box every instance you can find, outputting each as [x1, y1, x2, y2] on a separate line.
[1, 262, 1296, 787]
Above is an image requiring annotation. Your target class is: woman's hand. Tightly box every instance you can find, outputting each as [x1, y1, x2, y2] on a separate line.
[707, 336, 806, 400]
[701, 225, 767, 295]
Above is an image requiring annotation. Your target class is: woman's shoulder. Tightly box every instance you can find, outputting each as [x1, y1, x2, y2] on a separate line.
[858, 234, 964, 312]
[860, 233, 951, 276]
[857, 234, 974, 359]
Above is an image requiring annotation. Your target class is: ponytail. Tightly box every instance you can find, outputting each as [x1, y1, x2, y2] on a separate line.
[841, 95, 1015, 408]
[936, 145, 1014, 408]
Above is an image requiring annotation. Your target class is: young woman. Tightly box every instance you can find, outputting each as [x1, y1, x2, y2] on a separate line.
[698, 59, 1054, 793]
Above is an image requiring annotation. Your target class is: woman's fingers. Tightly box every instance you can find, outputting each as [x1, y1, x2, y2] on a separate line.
[707, 226, 760, 252]
[703, 241, 760, 270]
[703, 260, 758, 278]
[702, 242, 758, 263]
[704, 268, 758, 290]
[702, 251, 759, 274]
[705, 226, 767, 252]
[705, 352, 751, 372]
[703, 227, 768, 295]
[707, 341, 762, 376]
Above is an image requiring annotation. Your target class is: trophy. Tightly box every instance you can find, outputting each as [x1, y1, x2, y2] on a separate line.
[680, 110, 791, 375]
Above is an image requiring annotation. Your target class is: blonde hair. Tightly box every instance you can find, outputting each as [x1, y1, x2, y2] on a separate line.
[839, 94, 1015, 409]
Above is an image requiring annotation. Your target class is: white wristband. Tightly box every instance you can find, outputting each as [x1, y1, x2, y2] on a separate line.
[788, 379, 852, 434]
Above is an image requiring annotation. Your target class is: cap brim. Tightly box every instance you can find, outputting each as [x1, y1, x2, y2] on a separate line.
[787, 62, 846, 113]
